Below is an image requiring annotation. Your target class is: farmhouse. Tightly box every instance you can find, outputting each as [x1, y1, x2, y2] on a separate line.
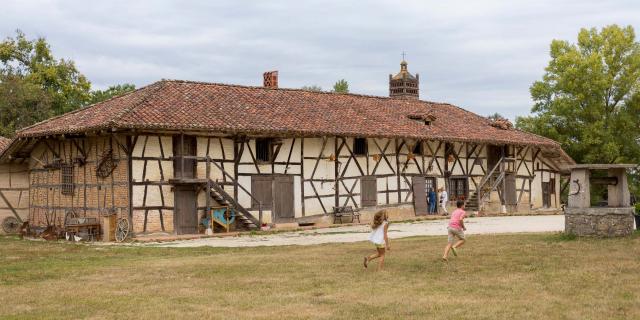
[0, 61, 574, 236]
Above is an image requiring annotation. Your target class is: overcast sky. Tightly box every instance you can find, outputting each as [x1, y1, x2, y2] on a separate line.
[1, 1, 639, 120]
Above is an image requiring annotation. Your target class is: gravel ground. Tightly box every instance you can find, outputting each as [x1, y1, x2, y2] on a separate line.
[146, 215, 564, 248]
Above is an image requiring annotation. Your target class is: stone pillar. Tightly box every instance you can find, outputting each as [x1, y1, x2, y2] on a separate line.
[568, 169, 590, 208]
[608, 168, 630, 207]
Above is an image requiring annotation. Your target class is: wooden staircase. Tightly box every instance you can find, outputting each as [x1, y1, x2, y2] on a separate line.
[208, 180, 260, 230]
[472, 157, 508, 212]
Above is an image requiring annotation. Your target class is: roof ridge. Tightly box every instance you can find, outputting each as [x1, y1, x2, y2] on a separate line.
[161, 79, 448, 104]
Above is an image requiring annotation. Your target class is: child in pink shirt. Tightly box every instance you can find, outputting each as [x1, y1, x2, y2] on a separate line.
[443, 200, 467, 261]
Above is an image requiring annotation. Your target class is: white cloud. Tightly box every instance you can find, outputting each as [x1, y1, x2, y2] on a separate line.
[1, 0, 638, 119]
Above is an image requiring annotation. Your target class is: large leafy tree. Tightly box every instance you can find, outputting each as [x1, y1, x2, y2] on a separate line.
[0, 30, 91, 117]
[516, 25, 640, 195]
[0, 30, 135, 137]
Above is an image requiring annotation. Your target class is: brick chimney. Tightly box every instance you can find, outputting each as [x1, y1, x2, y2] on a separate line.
[263, 71, 278, 89]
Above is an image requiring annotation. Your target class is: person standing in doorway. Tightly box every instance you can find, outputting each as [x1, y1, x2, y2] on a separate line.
[428, 188, 437, 214]
[439, 187, 448, 215]
[443, 200, 467, 261]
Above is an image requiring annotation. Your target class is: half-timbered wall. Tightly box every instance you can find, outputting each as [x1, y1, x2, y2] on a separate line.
[0, 163, 29, 233]
[127, 134, 562, 233]
[28, 136, 129, 228]
[130, 135, 174, 233]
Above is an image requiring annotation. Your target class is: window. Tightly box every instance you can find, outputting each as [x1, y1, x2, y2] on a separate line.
[61, 164, 74, 195]
[256, 139, 272, 162]
[353, 138, 367, 156]
[412, 142, 423, 155]
[425, 177, 436, 192]
[449, 177, 468, 200]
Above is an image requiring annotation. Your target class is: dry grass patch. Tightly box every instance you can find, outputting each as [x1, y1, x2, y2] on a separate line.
[0, 232, 639, 319]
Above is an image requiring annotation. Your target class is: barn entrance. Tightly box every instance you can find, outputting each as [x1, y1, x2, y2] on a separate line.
[172, 135, 198, 235]
[251, 174, 295, 223]
[487, 145, 504, 170]
[412, 176, 427, 216]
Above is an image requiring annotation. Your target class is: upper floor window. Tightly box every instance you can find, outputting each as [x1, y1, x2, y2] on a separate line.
[256, 138, 272, 162]
[353, 138, 367, 156]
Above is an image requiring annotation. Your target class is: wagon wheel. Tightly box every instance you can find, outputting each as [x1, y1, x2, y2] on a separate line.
[2, 216, 21, 234]
[115, 218, 130, 242]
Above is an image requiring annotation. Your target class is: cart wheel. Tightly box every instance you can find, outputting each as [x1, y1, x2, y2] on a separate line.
[2, 216, 20, 234]
[115, 218, 130, 242]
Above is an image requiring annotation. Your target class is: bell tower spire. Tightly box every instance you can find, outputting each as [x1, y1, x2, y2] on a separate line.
[389, 56, 419, 100]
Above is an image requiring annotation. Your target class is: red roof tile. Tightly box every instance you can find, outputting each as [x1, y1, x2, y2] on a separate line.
[15, 80, 573, 164]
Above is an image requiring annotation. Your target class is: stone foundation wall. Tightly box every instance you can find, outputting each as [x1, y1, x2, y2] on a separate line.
[565, 207, 634, 237]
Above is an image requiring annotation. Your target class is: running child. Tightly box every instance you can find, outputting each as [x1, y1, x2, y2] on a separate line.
[443, 200, 466, 261]
[364, 210, 390, 271]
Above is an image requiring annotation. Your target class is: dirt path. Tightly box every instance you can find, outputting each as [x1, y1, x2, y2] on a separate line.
[145, 215, 564, 248]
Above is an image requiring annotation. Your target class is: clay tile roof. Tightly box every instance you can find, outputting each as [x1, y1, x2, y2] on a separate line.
[0, 137, 10, 153]
[15, 79, 573, 164]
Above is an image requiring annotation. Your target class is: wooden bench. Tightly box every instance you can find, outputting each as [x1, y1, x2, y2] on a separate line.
[332, 206, 360, 224]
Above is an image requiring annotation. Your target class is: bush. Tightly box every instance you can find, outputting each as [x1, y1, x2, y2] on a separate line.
[634, 203, 640, 215]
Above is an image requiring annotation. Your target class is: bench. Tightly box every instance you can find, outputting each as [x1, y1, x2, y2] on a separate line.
[332, 206, 360, 224]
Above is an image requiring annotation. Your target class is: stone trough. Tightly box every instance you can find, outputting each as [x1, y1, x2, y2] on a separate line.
[565, 164, 637, 237]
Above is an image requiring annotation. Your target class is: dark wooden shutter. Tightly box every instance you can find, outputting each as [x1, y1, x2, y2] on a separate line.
[251, 175, 273, 209]
[412, 176, 427, 216]
[361, 176, 377, 207]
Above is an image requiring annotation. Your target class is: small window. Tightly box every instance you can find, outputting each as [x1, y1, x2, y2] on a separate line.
[256, 139, 272, 162]
[61, 164, 74, 195]
[353, 138, 367, 156]
[449, 177, 468, 200]
[412, 142, 423, 155]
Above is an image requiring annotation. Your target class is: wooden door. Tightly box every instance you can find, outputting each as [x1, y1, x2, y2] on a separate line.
[173, 135, 197, 179]
[412, 176, 428, 216]
[272, 175, 294, 222]
[251, 175, 273, 210]
[174, 185, 198, 234]
[361, 176, 377, 207]
[487, 145, 503, 171]
[542, 182, 551, 207]
[505, 173, 517, 205]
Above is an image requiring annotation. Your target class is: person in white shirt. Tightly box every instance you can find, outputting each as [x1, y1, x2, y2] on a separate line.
[439, 187, 449, 215]
[363, 210, 390, 271]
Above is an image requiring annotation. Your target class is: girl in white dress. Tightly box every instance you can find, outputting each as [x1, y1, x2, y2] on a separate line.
[364, 210, 390, 271]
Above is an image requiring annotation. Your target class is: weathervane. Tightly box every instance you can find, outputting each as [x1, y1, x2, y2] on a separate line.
[402, 51, 406, 61]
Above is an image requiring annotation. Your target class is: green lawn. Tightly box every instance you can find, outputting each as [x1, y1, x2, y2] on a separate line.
[0, 232, 639, 319]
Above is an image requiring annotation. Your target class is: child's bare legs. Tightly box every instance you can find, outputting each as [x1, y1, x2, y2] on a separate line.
[366, 247, 386, 270]
[443, 243, 453, 260]
[443, 239, 466, 260]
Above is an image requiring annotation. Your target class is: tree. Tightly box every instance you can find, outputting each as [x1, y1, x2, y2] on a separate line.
[90, 83, 136, 104]
[0, 30, 91, 116]
[332, 79, 349, 93]
[0, 74, 51, 137]
[301, 85, 323, 92]
[516, 25, 640, 196]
